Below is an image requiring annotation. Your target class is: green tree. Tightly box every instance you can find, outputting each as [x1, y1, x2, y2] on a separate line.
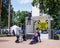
[1, 0, 14, 28]
[32, 0, 60, 29]
[0, 0, 2, 33]
[13, 11, 28, 27]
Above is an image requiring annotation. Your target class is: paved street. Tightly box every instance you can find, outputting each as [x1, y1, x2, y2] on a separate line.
[0, 37, 60, 48]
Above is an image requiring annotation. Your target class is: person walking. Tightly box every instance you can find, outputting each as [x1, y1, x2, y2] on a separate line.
[15, 29, 20, 43]
[22, 31, 26, 41]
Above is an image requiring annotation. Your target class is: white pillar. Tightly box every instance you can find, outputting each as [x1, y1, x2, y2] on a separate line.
[48, 15, 51, 39]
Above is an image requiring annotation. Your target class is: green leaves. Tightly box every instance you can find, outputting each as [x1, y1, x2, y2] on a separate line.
[32, 0, 39, 6]
[13, 11, 28, 27]
[32, 0, 60, 29]
[1, 0, 14, 27]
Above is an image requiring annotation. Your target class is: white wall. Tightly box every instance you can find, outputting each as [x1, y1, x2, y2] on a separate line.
[32, 6, 39, 17]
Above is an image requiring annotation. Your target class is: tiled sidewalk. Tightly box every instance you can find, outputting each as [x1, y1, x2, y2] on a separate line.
[0, 37, 60, 48]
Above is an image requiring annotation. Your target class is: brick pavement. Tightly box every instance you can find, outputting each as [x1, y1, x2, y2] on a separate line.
[0, 37, 60, 48]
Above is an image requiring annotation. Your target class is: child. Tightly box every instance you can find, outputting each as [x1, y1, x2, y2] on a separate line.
[29, 32, 38, 44]
[36, 28, 41, 42]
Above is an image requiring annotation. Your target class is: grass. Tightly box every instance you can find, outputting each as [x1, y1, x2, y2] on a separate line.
[0, 34, 14, 37]
[0, 34, 6, 37]
[57, 34, 60, 39]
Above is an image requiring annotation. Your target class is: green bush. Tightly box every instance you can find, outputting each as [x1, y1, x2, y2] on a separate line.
[54, 34, 59, 40]
[0, 34, 14, 37]
[0, 34, 6, 37]
[57, 34, 60, 39]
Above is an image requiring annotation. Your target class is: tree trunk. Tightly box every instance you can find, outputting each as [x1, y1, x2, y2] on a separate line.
[8, 0, 10, 32]
[0, 0, 2, 34]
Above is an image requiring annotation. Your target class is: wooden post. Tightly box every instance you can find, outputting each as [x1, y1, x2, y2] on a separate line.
[8, 0, 10, 32]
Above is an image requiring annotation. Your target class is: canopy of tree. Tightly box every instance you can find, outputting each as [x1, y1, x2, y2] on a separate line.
[0, 0, 31, 29]
[13, 10, 31, 27]
[1, 0, 14, 28]
[32, 0, 60, 29]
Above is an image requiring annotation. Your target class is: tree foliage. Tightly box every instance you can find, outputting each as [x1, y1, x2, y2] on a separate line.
[32, 0, 60, 29]
[1, 0, 14, 28]
[13, 11, 28, 27]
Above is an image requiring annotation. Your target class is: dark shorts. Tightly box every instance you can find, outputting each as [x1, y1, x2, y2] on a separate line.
[37, 32, 40, 36]
[16, 35, 19, 38]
